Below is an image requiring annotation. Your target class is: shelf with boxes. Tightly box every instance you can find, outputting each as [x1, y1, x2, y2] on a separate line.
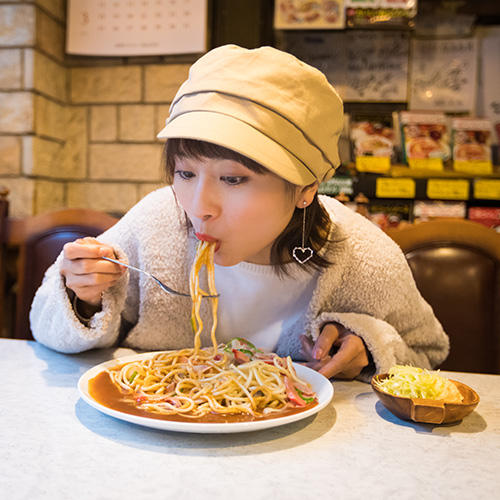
[319, 165, 500, 231]
[319, 109, 500, 231]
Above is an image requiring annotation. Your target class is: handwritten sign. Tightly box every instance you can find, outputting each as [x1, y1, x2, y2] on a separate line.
[376, 178, 415, 198]
[427, 179, 469, 200]
[409, 38, 478, 112]
[66, 0, 207, 56]
[281, 30, 409, 102]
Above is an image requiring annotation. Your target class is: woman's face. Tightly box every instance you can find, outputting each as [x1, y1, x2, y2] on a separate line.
[173, 156, 307, 266]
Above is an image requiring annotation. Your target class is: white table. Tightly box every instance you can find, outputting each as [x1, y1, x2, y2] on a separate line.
[1, 339, 499, 500]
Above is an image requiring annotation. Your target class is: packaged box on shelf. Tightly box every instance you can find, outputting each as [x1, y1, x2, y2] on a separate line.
[413, 200, 466, 222]
[350, 114, 394, 174]
[451, 118, 493, 175]
[468, 206, 500, 232]
[368, 199, 413, 230]
[399, 111, 450, 171]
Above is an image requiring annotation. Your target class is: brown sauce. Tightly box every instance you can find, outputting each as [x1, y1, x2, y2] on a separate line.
[88, 370, 317, 423]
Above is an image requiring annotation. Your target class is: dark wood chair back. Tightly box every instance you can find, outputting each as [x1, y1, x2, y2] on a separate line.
[0, 187, 9, 336]
[386, 220, 500, 374]
[4, 208, 118, 340]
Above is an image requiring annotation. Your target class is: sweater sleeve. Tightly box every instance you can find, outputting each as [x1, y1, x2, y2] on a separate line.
[309, 239, 450, 382]
[304, 196, 450, 382]
[29, 223, 131, 354]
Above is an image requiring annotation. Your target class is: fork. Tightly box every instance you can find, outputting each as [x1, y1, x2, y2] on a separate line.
[101, 256, 219, 298]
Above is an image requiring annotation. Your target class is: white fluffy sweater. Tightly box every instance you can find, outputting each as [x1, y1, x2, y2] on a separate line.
[30, 188, 449, 381]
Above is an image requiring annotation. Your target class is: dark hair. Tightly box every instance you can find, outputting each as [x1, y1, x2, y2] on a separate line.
[164, 138, 332, 275]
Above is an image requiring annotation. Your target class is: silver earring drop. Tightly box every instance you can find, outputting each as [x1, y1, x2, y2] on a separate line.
[292, 201, 314, 264]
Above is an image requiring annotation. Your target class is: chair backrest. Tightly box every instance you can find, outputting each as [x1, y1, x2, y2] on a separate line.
[0, 186, 9, 336]
[386, 219, 500, 374]
[5, 208, 119, 340]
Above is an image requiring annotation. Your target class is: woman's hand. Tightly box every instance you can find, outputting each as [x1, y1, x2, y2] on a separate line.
[300, 323, 369, 379]
[61, 237, 125, 307]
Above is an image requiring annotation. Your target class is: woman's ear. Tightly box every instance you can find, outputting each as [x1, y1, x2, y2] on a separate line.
[296, 182, 319, 208]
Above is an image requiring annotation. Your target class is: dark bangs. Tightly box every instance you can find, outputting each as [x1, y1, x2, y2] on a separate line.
[164, 138, 267, 183]
[163, 138, 332, 275]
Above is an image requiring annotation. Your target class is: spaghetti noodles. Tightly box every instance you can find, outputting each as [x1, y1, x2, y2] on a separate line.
[106, 241, 317, 419]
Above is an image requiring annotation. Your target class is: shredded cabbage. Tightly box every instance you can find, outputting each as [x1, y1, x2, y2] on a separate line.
[375, 365, 463, 403]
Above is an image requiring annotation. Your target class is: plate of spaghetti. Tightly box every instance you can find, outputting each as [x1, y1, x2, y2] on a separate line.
[77, 241, 334, 433]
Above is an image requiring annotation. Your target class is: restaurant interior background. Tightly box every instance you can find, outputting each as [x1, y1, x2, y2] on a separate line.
[1, 0, 500, 364]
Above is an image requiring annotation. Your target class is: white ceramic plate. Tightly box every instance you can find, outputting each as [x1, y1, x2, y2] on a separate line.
[78, 352, 334, 434]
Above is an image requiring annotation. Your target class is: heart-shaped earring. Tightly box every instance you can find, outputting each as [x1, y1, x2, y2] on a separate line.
[292, 202, 314, 265]
[293, 246, 313, 264]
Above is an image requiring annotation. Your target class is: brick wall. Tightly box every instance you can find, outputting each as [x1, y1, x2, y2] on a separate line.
[0, 1, 195, 217]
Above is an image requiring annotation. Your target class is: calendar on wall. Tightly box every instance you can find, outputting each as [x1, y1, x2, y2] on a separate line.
[66, 0, 207, 56]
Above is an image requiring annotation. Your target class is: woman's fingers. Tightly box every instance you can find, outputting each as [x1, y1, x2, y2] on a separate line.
[317, 334, 369, 379]
[312, 323, 340, 360]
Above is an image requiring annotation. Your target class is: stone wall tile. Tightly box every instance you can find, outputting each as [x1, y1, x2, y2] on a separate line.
[35, 94, 65, 141]
[156, 104, 170, 137]
[90, 144, 163, 181]
[36, 8, 65, 62]
[0, 177, 34, 217]
[67, 182, 137, 215]
[0, 136, 21, 175]
[33, 50, 67, 101]
[35, 0, 65, 22]
[59, 106, 87, 179]
[34, 179, 64, 214]
[0, 49, 21, 89]
[0, 91, 33, 133]
[71, 66, 141, 104]
[24, 136, 61, 177]
[119, 104, 155, 142]
[144, 64, 189, 102]
[23, 48, 34, 89]
[90, 105, 117, 142]
[0, 4, 35, 46]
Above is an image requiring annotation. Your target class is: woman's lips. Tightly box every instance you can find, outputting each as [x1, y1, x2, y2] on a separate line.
[195, 233, 221, 251]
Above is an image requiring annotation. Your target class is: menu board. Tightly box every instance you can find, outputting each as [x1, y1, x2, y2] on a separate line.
[476, 27, 500, 144]
[66, 0, 207, 56]
[409, 38, 478, 112]
[281, 30, 409, 101]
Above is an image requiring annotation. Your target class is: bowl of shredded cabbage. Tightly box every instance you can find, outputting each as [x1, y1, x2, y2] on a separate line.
[371, 365, 479, 424]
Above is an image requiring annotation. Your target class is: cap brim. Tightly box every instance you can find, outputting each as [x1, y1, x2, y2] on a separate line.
[157, 112, 317, 186]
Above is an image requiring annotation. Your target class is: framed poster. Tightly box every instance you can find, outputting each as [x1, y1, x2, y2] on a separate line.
[274, 0, 345, 30]
[282, 30, 409, 102]
[409, 38, 478, 112]
[66, 0, 207, 56]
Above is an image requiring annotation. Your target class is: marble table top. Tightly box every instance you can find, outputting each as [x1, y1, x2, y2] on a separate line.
[1, 338, 499, 500]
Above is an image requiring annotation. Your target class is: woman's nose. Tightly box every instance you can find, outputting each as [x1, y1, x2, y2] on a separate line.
[190, 180, 220, 221]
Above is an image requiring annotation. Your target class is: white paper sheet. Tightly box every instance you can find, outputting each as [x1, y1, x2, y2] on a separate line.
[66, 0, 207, 56]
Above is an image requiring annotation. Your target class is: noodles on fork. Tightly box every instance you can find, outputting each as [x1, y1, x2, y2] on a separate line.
[107, 241, 317, 419]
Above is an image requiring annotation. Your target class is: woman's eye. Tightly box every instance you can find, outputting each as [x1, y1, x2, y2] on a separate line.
[175, 170, 195, 180]
[221, 176, 247, 186]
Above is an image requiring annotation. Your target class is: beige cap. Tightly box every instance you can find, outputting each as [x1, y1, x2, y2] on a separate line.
[157, 44, 343, 185]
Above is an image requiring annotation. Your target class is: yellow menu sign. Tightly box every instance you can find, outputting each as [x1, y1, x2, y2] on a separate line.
[454, 161, 493, 175]
[474, 179, 500, 200]
[376, 178, 416, 198]
[427, 179, 469, 200]
[408, 158, 443, 171]
[356, 156, 391, 174]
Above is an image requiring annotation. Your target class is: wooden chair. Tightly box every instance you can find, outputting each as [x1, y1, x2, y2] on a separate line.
[386, 219, 500, 374]
[3, 208, 118, 340]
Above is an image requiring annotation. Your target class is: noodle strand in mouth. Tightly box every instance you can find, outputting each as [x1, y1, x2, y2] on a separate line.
[107, 241, 317, 419]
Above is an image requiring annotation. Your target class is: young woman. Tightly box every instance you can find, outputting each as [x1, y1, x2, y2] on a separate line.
[30, 45, 449, 381]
